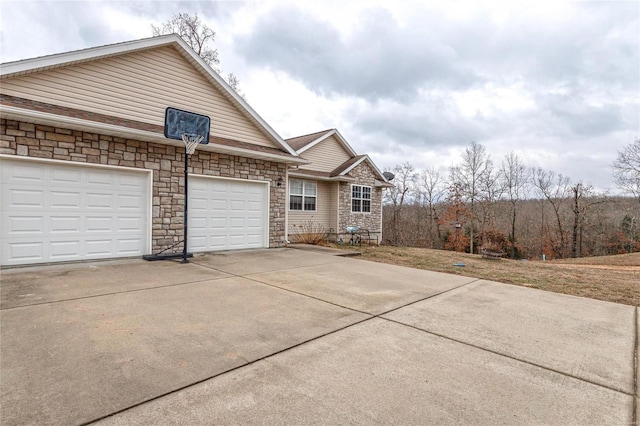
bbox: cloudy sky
[1,0,638,192]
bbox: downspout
[285,166,290,244]
[379,188,384,245]
[336,182,341,241]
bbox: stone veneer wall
[0,119,288,252]
[338,162,383,235]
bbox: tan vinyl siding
[1,46,278,148]
[288,180,338,237]
[299,135,352,172]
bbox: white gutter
[288,171,355,182]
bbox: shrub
[291,221,328,245]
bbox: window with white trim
[351,185,371,213]
[289,179,316,211]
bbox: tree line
[383,139,640,259]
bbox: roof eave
[288,171,355,182]
[0,106,307,164]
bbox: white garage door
[0,158,150,266]
[188,176,268,252]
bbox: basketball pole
[182,146,189,264]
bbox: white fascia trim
[1,34,300,158]
[1,34,179,77]
[296,128,358,158]
[0,106,308,164]
[288,172,355,182]
[374,179,395,188]
[211,145,308,165]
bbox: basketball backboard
[164,107,210,144]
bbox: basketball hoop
[144,108,210,263]
[182,133,204,155]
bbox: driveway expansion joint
[191,260,374,316]
[0,275,229,311]
[375,278,480,317]
[381,316,635,398]
[80,315,373,426]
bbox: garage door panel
[87,193,114,209]
[210,217,226,228]
[9,162,45,182]
[6,216,44,235]
[87,170,114,186]
[190,197,208,211]
[1,158,150,266]
[52,168,82,184]
[7,241,44,262]
[247,217,262,227]
[117,217,144,232]
[86,217,113,232]
[188,176,267,252]
[9,189,44,207]
[229,217,246,228]
[211,199,227,210]
[117,238,144,254]
[50,240,82,259]
[190,217,208,230]
[50,216,81,233]
[85,240,113,256]
[247,200,262,212]
[118,194,144,210]
[230,200,246,211]
[189,236,208,251]
[50,191,81,208]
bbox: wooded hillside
[382,141,640,260]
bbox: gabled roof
[286,128,392,186]
[0,34,302,160]
[330,154,394,187]
[330,155,366,177]
[285,128,357,157]
[285,129,334,151]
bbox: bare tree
[450,141,493,254]
[152,12,245,99]
[500,152,529,258]
[384,163,416,245]
[477,163,502,245]
[570,182,609,258]
[416,166,448,248]
[612,138,640,202]
[531,167,571,258]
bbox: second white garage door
[188,176,268,252]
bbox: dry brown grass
[337,246,639,306]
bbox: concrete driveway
[0,248,636,425]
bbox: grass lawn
[332,245,639,307]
